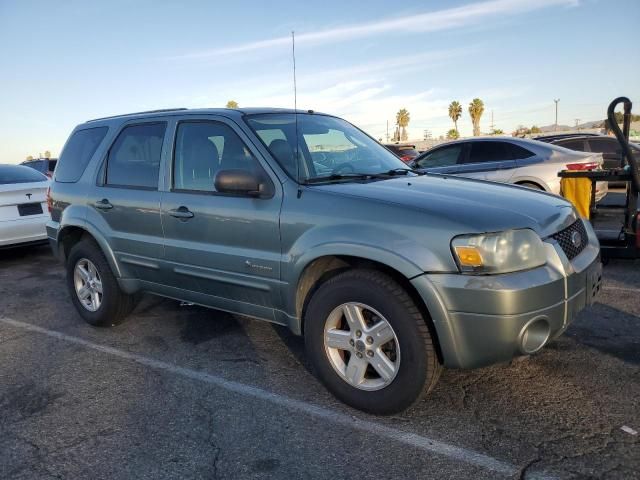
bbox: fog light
[519,317,551,354]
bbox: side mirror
[214,169,265,197]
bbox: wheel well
[58,226,93,262]
[515,180,544,190]
[296,255,443,363]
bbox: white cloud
[175,0,578,60]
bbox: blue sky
[1,0,638,162]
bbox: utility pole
[574,118,581,130]
[490,110,495,132]
[386,120,389,142]
[554,99,560,131]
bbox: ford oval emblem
[571,230,582,248]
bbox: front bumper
[412,219,602,369]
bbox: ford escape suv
[48,108,602,414]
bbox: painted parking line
[0,316,545,478]
[601,285,640,293]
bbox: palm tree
[446,129,459,140]
[448,101,462,135]
[396,109,410,141]
[226,100,239,109]
[468,98,484,136]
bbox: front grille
[551,219,588,260]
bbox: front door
[160,117,282,319]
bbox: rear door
[160,116,282,318]
[457,141,515,182]
[87,120,168,282]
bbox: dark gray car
[47,108,602,414]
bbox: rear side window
[467,142,509,163]
[56,127,108,182]
[106,123,166,189]
[506,143,535,159]
[0,165,47,184]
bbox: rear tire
[304,269,441,414]
[66,238,136,327]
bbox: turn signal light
[453,246,483,267]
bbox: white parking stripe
[601,285,640,293]
[0,316,547,478]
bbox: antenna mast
[292,31,301,189]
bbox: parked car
[0,164,50,248]
[410,137,608,202]
[48,108,602,414]
[537,134,640,187]
[22,157,57,178]
[383,143,420,163]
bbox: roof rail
[86,108,188,123]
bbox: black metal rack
[558,97,639,259]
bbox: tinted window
[0,165,47,184]
[173,121,261,193]
[47,160,57,172]
[246,114,405,181]
[467,142,509,163]
[588,138,619,154]
[557,139,585,151]
[56,127,108,182]
[506,143,535,159]
[106,123,165,189]
[415,145,463,168]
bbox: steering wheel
[331,163,355,175]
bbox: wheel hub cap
[73,258,103,312]
[323,302,401,391]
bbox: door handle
[169,206,194,219]
[94,199,113,210]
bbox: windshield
[0,165,48,185]
[245,113,408,182]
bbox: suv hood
[312,175,577,237]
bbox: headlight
[451,229,546,274]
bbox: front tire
[66,238,136,327]
[304,269,441,414]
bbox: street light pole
[554,99,560,131]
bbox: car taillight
[566,162,599,171]
[400,155,413,163]
[46,186,52,213]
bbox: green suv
[47,108,602,414]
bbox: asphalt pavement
[0,243,638,479]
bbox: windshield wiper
[304,168,424,184]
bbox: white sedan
[411,137,607,201]
[0,164,50,248]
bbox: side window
[588,138,619,154]
[467,142,508,163]
[173,121,261,193]
[558,139,586,151]
[415,145,463,168]
[506,143,535,160]
[56,126,108,183]
[106,123,166,189]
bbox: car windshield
[0,164,48,184]
[245,113,409,183]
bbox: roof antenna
[292,31,302,197]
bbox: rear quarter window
[55,126,109,183]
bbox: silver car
[412,137,608,201]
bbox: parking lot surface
[1,245,638,479]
